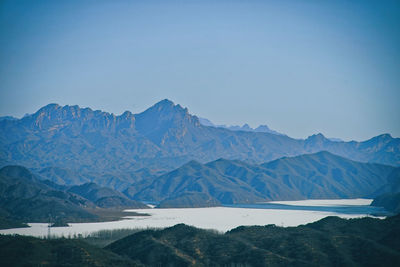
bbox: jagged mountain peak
[18,104,137,132]
[134,99,200,139]
[374,133,393,141]
[307,133,327,140]
[120,110,134,118]
[0,100,399,175]
[144,99,189,115]
[254,125,271,132]
[39,103,61,110]
[154,98,175,107]
[241,123,251,130]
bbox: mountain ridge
[1,100,399,193]
[198,117,285,136]
[105,215,400,266]
[132,151,395,206]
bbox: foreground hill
[0,235,140,266]
[133,151,395,206]
[0,100,398,191]
[106,215,400,267]
[1,215,398,266]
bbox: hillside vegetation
[1,215,399,266]
[105,214,400,266]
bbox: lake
[0,199,387,237]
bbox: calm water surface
[0,199,387,237]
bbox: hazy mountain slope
[68,182,148,208]
[302,133,400,166]
[35,166,159,192]
[260,151,394,199]
[372,193,400,214]
[106,215,400,267]
[157,192,221,208]
[371,167,400,213]
[0,116,17,122]
[0,166,98,225]
[0,166,149,228]
[0,100,399,192]
[134,160,267,204]
[373,167,400,195]
[198,117,285,135]
[134,152,395,205]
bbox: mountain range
[131,151,397,206]
[0,99,399,193]
[198,117,285,135]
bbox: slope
[0,165,98,226]
[68,182,148,208]
[134,151,395,205]
[106,215,400,267]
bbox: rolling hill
[2,215,399,266]
[0,165,98,226]
[67,182,148,208]
[0,165,148,229]
[106,215,400,266]
[0,235,140,266]
[133,151,395,206]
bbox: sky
[0,0,399,141]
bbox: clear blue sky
[1,0,399,141]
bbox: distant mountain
[134,159,266,205]
[328,137,344,142]
[0,165,149,229]
[157,192,221,208]
[373,167,400,195]
[260,151,395,199]
[0,100,399,192]
[35,166,159,192]
[198,117,285,135]
[0,165,98,226]
[133,151,395,205]
[371,167,400,213]
[67,182,148,208]
[106,215,400,266]
[197,117,215,127]
[0,116,17,122]
[372,193,400,214]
